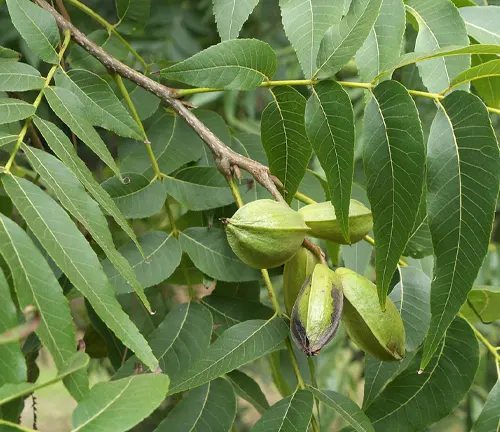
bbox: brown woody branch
[33,0,284,202]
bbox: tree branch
[33,0,285,202]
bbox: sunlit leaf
[0,61,44,91]
[459,285,500,323]
[213,0,260,40]
[0,98,35,125]
[460,6,500,45]
[448,59,500,91]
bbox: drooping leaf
[363,80,425,308]
[0,213,88,401]
[421,91,499,370]
[0,352,89,406]
[305,80,354,242]
[22,146,151,312]
[471,381,500,432]
[261,86,311,203]
[101,174,166,219]
[460,6,500,45]
[0,61,44,91]
[155,378,236,431]
[366,318,479,431]
[71,374,169,432]
[169,317,288,394]
[179,227,261,282]
[280,0,343,79]
[448,59,500,91]
[405,0,470,93]
[253,389,314,432]
[355,0,405,83]
[44,87,122,180]
[315,0,383,77]
[160,39,276,90]
[459,285,500,323]
[310,388,374,432]
[6,0,60,64]
[33,117,142,253]
[3,176,158,371]
[163,166,235,211]
[227,370,270,414]
[116,0,150,35]
[0,269,26,386]
[114,302,212,379]
[213,0,260,41]
[0,98,35,125]
[54,69,142,140]
[103,232,182,295]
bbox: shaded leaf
[403,214,433,260]
[0,130,18,148]
[213,0,260,41]
[116,0,150,35]
[366,318,479,431]
[0,47,21,61]
[470,52,500,108]
[471,381,500,432]
[0,98,35,125]
[253,389,313,432]
[227,370,269,414]
[405,0,470,93]
[460,6,500,45]
[262,86,311,203]
[103,232,182,295]
[3,176,158,371]
[179,227,260,282]
[448,59,500,91]
[169,317,288,394]
[363,81,425,307]
[71,374,169,432]
[460,285,500,323]
[160,39,276,90]
[305,80,354,242]
[194,109,231,166]
[421,91,499,369]
[101,174,166,219]
[0,61,44,91]
[155,378,236,431]
[6,0,59,63]
[0,214,88,401]
[212,280,261,302]
[316,0,383,77]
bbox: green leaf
[355,0,405,83]
[194,110,231,166]
[71,374,169,432]
[262,86,311,203]
[33,117,142,255]
[363,81,425,308]
[470,52,500,108]
[366,318,479,431]
[163,166,235,211]
[101,174,166,219]
[44,87,122,180]
[169,317,288,394]
[0,269,26,386]
[421,91,499,370]
[0,352,89,406]
[202,295,273,333]
[160,39,277,90]
[405,0,470,93]
[0,61,44,91]
[6,0,60,64]
[253,389,313,432]
[0,47,21,61]
[305,80,354,242]
[459,285,500,323]
[116,0,150,35]
[0,130,18,148]
[103,232,182,295]
[315,0,383,77]
[403,214,433,259]
[212,280,261,302]
[54,69,142,140]
[213,0,260,41]
[390,267,431,352]
[227,370,270,414]
[448,59,500,91]
[179,227,260,282]
[119,112,203,177]
[0,98,35,125]
[310,388,374,432]
[3,176,158,371]
[114,302,212,379]
[471,381,500,432]
[460,6,500,45]
[0,214,88,401]
[280,0,343,79]
[22,146,151,312]
[155,378,236,431]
